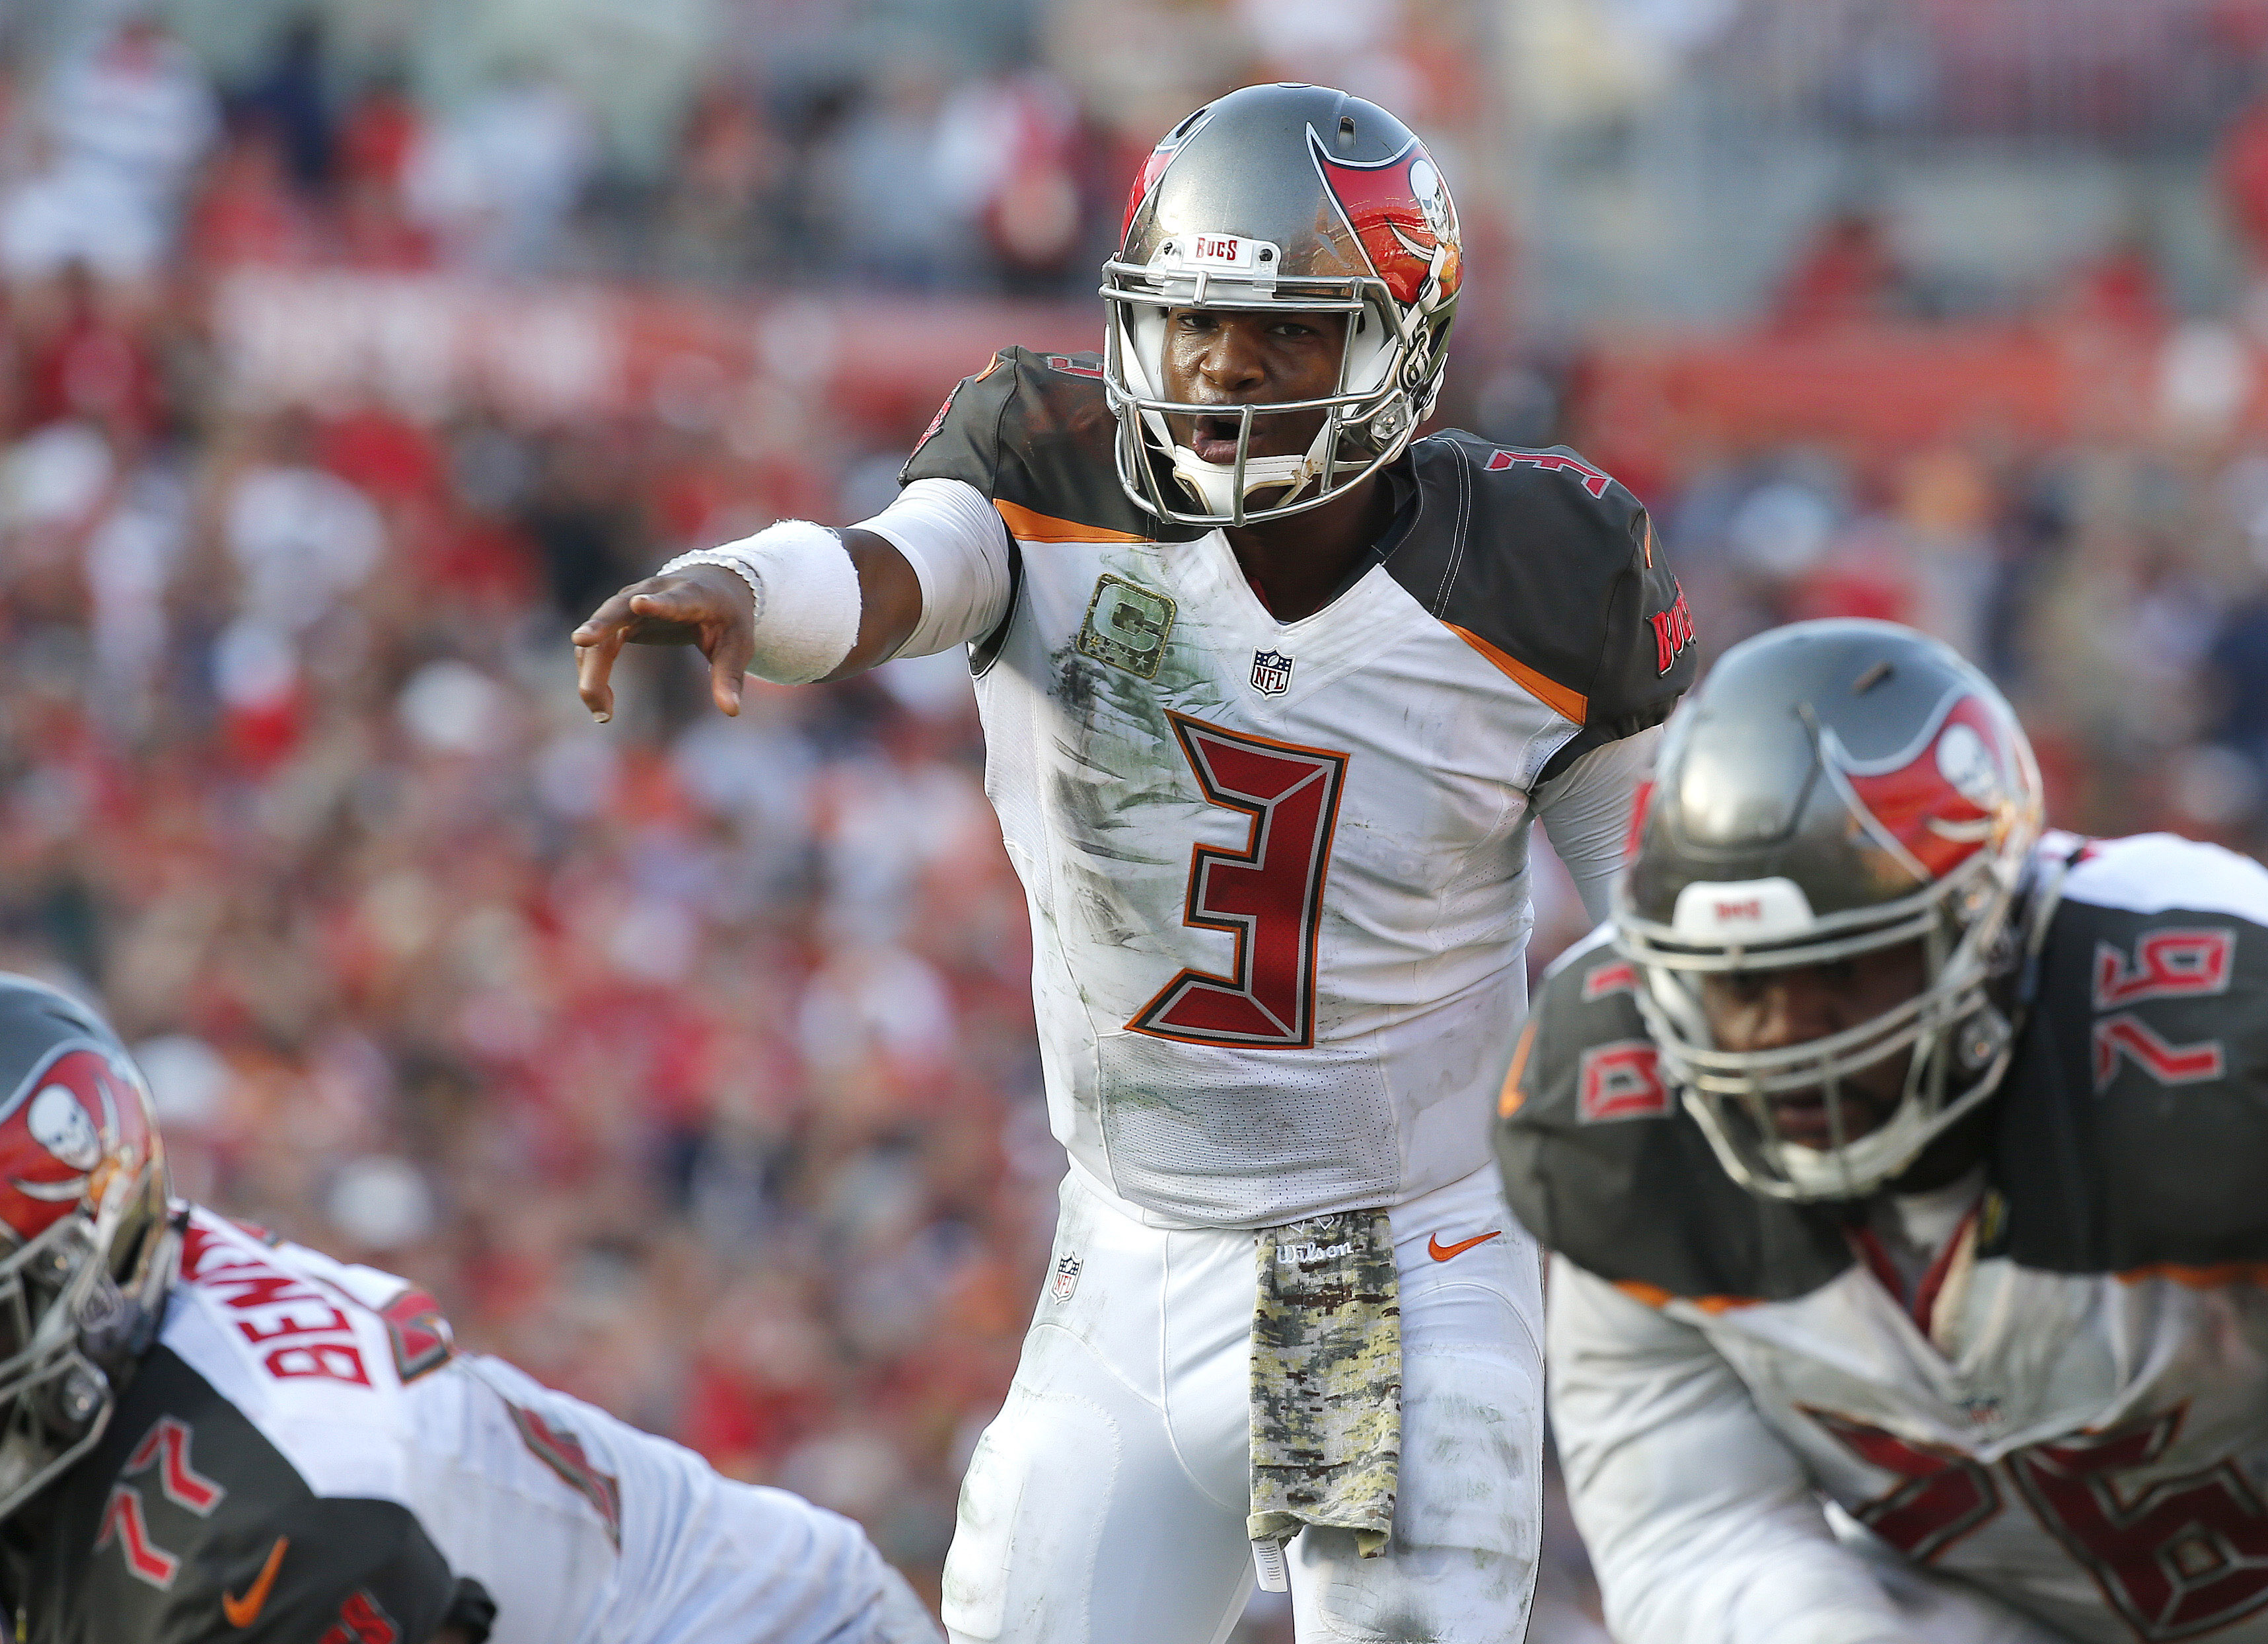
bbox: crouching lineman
[0,977,940,1644]
[1496,618,2268,1644]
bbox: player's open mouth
[1764,1090,1873,1150]
[1766,1092,1838,1148]
[1189,414,1247,464]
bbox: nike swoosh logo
[1428,1230,1502,1263]
[223,1535,288,1627]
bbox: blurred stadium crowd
[0,0,1483,293]
[3,0,2268,1634]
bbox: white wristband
[665,548,764,618]
[659,520,861,685]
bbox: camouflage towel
[1247,1209,1401,1559]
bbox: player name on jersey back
[4,1209,902,1644]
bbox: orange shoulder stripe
[1614,1278,1759,1314]
[1443,623,1588,724]
[2117,1261,2268,1289]
[994,498,1148,545]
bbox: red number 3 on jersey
[1130,714,1348,1049]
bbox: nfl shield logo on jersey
[1051,1252,1082,1302]
[1250,649,1294,695]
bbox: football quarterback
[575,82,1693,1644]
[0,977,940,1644]
[1497,619,2268,1644]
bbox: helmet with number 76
[1102,82,1462,527]
[0,978,178,1518]
[1615,620,2047,1201]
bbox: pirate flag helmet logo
[1308,134,1463,319]
[0,979,179,1521]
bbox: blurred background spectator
[1,16,215,287]
[1,1,2267,1637]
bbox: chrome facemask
[1100,254,1423,529]
[1617,845,2061,1201]
[0,1176,176,1519]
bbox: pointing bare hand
[571,566,756,722]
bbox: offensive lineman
[1498,619,2268,1644]
[574,85,1693,1643]
[0,977,941,1643]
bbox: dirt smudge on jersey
[1044,638,1187,959]
[1041,615,1255,1020]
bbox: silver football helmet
[1102,83,1462,527]
[0,979,178,1518]
[1616,621,2047,1201]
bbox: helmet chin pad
[1168,438,1323,516]
[1767,1084,1942,1197]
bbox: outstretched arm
[571,476,1014,721]
[571,527,920,721]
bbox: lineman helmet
[1102,83,1462,527]
[1617,621,2046,1201]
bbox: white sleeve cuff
[854,478,1014,659]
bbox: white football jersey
[888,346,1693,1228]
[1552,1248,2268,1644]
[1502,834,2268,1644]
[69,1207,930,1644]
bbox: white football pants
[941,1167,1543,1644]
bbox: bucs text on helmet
[0,979,176,1518]
[1103,83,1462,527]
[1616,621,2047,1201]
